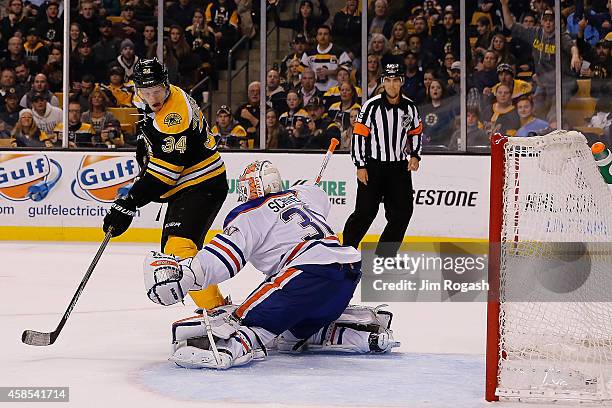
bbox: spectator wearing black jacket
[167,0,197,29]
[297,68,323,109]
[401,51,425,104]
[432,11,460,62]
[509,12,536,75]
[577,19,611,98]
[185,9,216,79]
[1,36,25,70]
[280,33,307,77]
[74,0,100,44]
[167,25,200,89]
[41,45,63,92]
[136,24,157,58]
[234,81,261,145]
[471,50,499,93]
[1,0,31,42]
[23,28,48,73]
[412,15,434,54]
[111,4,144,43]
[14,61,31,92]
[36,0,62,47]
[70,37,98,82]
[266,68,288,114]
[304,95,340,149]
[0,69,20,108]
[0,87,23,129]
[271,0,329,44]
[473,15,494,58]
[92,19,121,68]
[332,0,360,55]
[406,34,436,71]
[206,0,240,65]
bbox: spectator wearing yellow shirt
[483,83,520,137]
[328,82,361,131]
[100,65,135,107]
[489,63,532,101]
[323,66,362,109]
[211,105,249,149]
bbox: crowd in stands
[0,0,609,151]
[0,0,256,148]
[255,0,610,151]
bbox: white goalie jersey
[191,185,361,287]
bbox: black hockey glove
[103,197,137,237]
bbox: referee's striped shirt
[351,92,423,168]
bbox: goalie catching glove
[144,251,203,306]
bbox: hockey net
[486,130,612,402]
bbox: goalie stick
[22,228,113,346]
[314,138,340,185]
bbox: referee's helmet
[133,57,169,88]
[381,62,405,81]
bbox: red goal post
[485,133,506,402]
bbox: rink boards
[0,151,489,242]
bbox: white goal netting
[496,131,612,402]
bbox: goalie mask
[238,160,283,202]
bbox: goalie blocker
[142,160,400,369]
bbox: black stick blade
[22,330,53,346]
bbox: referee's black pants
[343,159,414,257]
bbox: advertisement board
[0,151,490,241]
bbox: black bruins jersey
[131,85,226,207]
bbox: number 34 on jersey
[161,135,188,154]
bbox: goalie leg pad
[171,305,240,343]
[276,304,400,353]
[170,331,254,369]
[170,307,268,369]
[170,326,265,369]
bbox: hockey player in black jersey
[103,57,229,310]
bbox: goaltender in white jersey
[144,160,399,369]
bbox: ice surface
[0,242,556,407]
[136,353,486,407]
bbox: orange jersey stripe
[173,314,204,324]
[235,268,300,318]
[210,240,240,272]
[407,123,423,135]
[285,241,308,265]
[282,235,339,269]
[353,122,370,137]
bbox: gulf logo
[72,155,139,203]
[0,154,50,201]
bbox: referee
[343,62,422,257]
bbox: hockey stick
[22,228,114,346]
[314,138,340,185]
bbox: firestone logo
[0,154,62,201]
[71,155,138,203]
